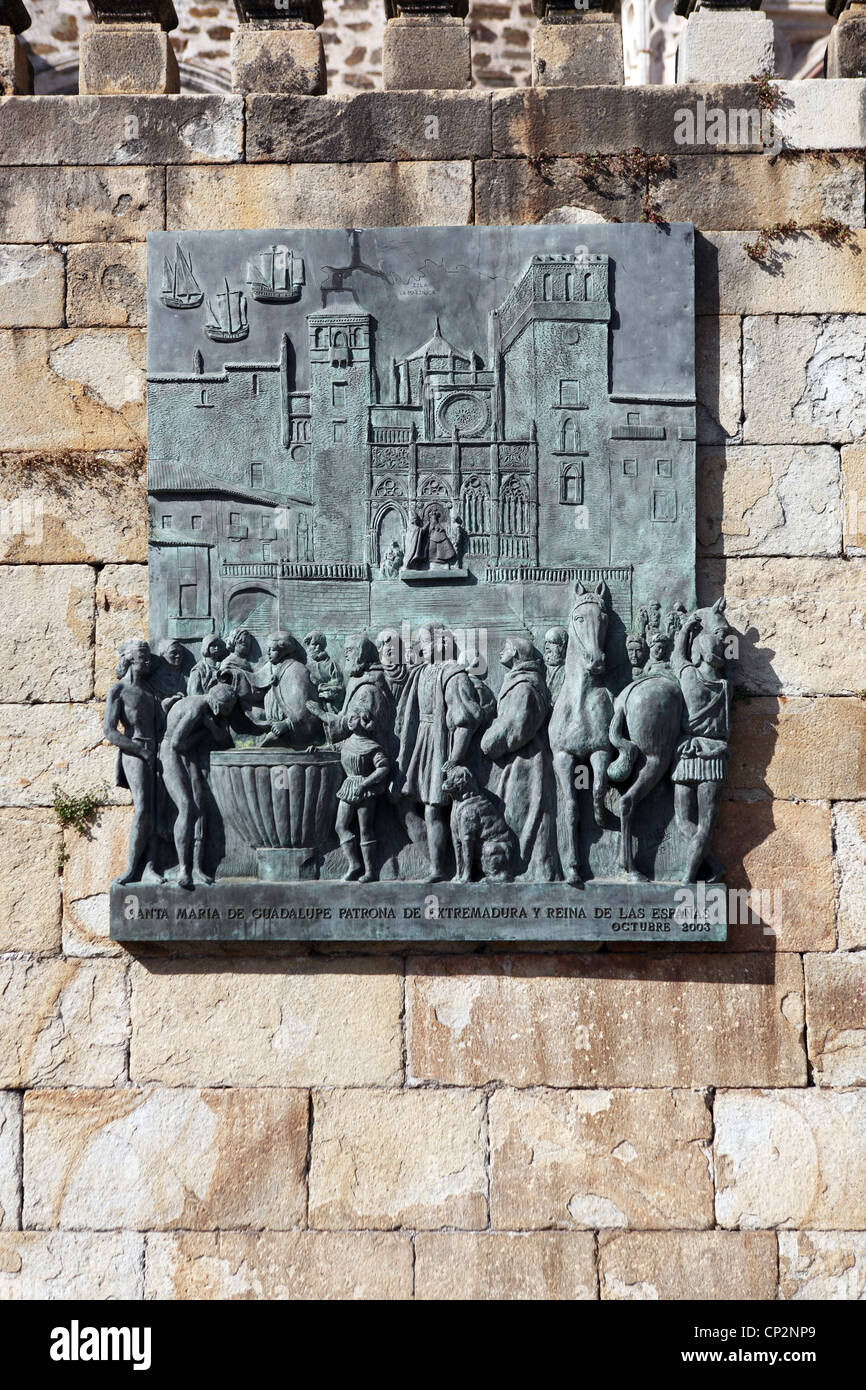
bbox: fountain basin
[210,747,342,880]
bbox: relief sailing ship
[160,244,203,310]
[247,244,305,303]
[204,278,249,343]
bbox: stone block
[145,1231,413,1300]
[79,23,179,95]
[0,1092,21,1230]
[834,801,866,950]
[805,953,866,1087]
[489,1088,714,1231]
[713,798,835,953]
[491,84,766,158]
[773,78,866,149]
[599,1231,777,1301]
[728,697,866,799]
[166,162,474,230]
[0,330,145,450]
[715,1089,866,1229]
[695,314,741,443]
[95,563,149,699]
[0,1232,144,1299]
[841,443,866,554]
[231,25,325,94]
[698,558,866,696]
[67,243,146,327]
[415,1232,597,1300]
[309,1089,487,1230]
[0,810,62,954]
[406,953,806,1088]
[474,158,643,226]
[0,703,120,810]
[0,29,31,95]
[62,804,130,957]
[697,445,842,557]
[656,154,863,232]
[532,15,623,87]
[0,246,65,327]
[743,314,866,446]
[697,229,866,317]
[0,451,147,565]
[779,1231,866,1300]
[0,959,128,1088]
[0,167,163,245]
[130,957,402,1086]
[23,1088,308,1230]
[0,96,242,165]
[382,16,471,91]
[676,8,775,84]
[245,91,492,162]
[0,565,95,703]
[825,5,866,78]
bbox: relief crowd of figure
[105,583,733,891]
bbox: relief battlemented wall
[109,222,734,943]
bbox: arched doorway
[374,504,406,567]
[225,586,277,659]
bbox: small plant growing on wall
[743,219,855,265]
[53,784,105,870]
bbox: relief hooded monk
[481,636,558,882]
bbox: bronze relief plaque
[109,222,731,942]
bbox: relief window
[652,489,677,522]
[656,459,673,478]
[622,459,637,477]
[560,462,584,506]
[559,379,581,407]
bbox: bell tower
[307,306,376,564]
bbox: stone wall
[22,0,538,94]
[0,81,865,1300]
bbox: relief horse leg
[618,755,669,881]
[553,749,582,887]
[590,748,611,828]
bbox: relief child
[335,701,390,883]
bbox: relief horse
[606,665,684,882]
[548,580,613,887]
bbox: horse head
[688,596,730,672]
[566,580,609,678]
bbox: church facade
[147,247,695,672]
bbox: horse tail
[607,690,638,783]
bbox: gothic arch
[560,417,579,453]
[460,475,489,535]
[373,502,407,565]
[500,474,529,536]
[560,460,584,505]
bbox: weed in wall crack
[743,219,855,264]
[53,783,106,870]
[750,69,783,113]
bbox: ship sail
[205,278,249,343]
[248,244,305,304]
[160,243,203,310]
